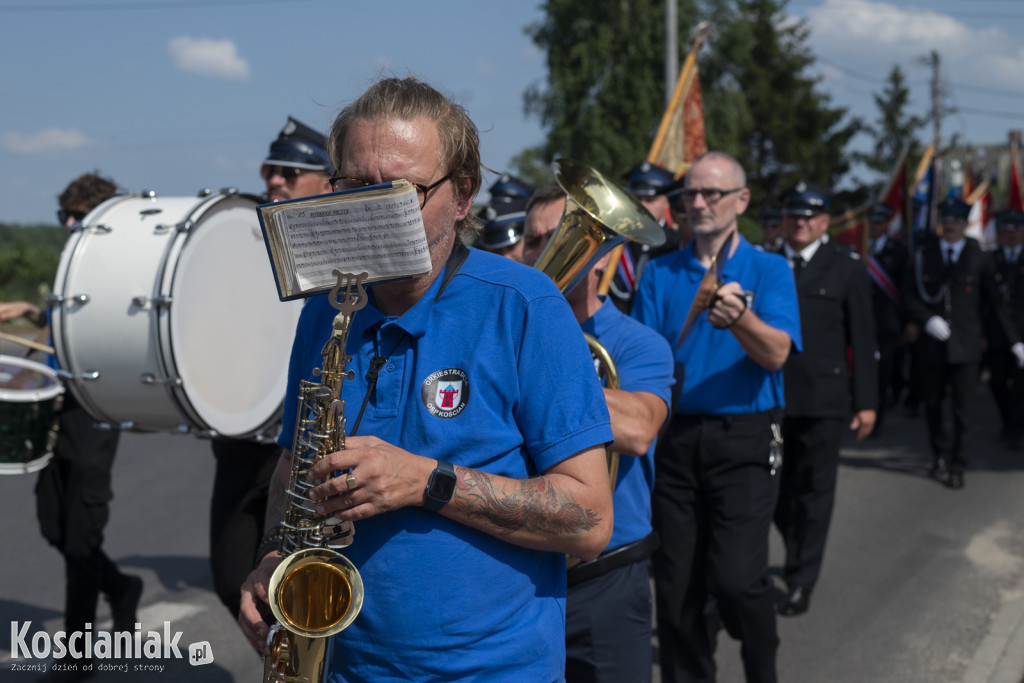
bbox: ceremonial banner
[647,21,712,177]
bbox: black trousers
[921,361,978,474]
[652,412,779,683]
[209,438,282,618]
[566,559,652,683]
[774,416,843,591]
[984,349,1024,439]
[35,394,128,633]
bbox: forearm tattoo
[454,469,601,538]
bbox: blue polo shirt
[278,247,613,683]
[581,296,673,551]
[632,235,801,415]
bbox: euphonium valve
[533,158,666,295]
[264,271,368,683]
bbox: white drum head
[166,197,297,437]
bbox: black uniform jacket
[782,239,878,418]
[986,248,1024,350]
[905,237,1019,365]
[871,238,910,344]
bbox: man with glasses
[239,77,614,681]
[632,151,800,683]
[774,182,877,618]
[1,172,143,683]
[208,116,334,622]
[905,199,1023,490]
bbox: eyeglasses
[57,208,87,225]
[329,173,453,209]
[677,187,744,203]
[260,165,316,182]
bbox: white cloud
[3,128,89,154]
[168,36,250,82]
[805,0,1024,89]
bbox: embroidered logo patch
[421,368,470,418]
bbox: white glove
[1013,342,1024,369]
[924,316,951,341]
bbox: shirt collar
[361,255,455,340]
[783,238,823,264]
[941,238,966,262]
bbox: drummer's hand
[0,301,44,326]
[238,554,282,652]
[307,435,434,521]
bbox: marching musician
[238,77,614,681]
[983,209,1024,449]
[474,173,534,261]
[774,182,877,617]
[905,199,1024,489]
[208,117,334,621]
[632,151,800,683]
[521,186,674,682]
[0,173,143,683]
[866,203,911,434]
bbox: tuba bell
[532,158,666,296]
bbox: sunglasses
[57,208,87,225]
[260,165,316,182]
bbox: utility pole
[928,50,942,148]
[665,0,678,105]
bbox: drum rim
[0,354,63,403]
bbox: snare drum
[0,355,63,474]
[50,189,301,439]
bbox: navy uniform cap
[937,198,971,221]
[623,162,675,197]
[264,116,333,172]
[868,204,895,223]
[477,197,528,251]
[489,174,535,203]
[760,207,782,227]
[996,209,1024,230]
[782,181,831,216]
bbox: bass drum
[0,355,63,474]
[50,189,301,439]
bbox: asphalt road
[2,370,1024,682]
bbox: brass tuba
[532,158,666,297]
[531,159,663,546]
[263,272,368,683]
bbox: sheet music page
[259,181,432,299]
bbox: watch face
[429,471,456,502]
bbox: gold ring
[345,472,357,490]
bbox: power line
[954,106,1024,121]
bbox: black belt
[567,532,660,587]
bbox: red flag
[1008,155,1024,211]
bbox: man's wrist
[254,527,283,565]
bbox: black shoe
[109,575,143,632]
[947,472,965,490]
[778,585,812,617]
[929,460,948,483]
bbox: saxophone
[263,271,368,683]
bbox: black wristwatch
[423,460,456,512]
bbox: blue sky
[2,0,1023,225]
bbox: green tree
[854,64,927,190]
[0,224,65,304]
[522,0,699,179]
[700,0,861,211]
